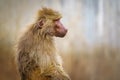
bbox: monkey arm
[55,65,71,80]
[18,51,40,80]
[41,63,71,80]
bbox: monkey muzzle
[55,27,68,37]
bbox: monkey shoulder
[17,51,39,73]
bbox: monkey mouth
[55,33,67,38]
[55,29,67,37]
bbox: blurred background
[0,0,120,80]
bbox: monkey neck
[32,33,56,54]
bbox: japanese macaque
[16,7,70,80]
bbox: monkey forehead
[38,7,62,19]
[46,14,62,20]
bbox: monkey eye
[53,19,60,21]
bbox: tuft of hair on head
[36,7,62,21]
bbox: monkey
[16,7,70,80]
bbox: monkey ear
[35,20,44,29]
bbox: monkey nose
[64,28,68,34]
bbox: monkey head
[34,8,67,38]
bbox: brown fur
[16,7,70,80]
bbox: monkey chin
[55,33,67,38]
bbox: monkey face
[36,19,67,38]
[43,19,68,38]
[54,19,67,37]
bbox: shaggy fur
[16,8,70,80]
